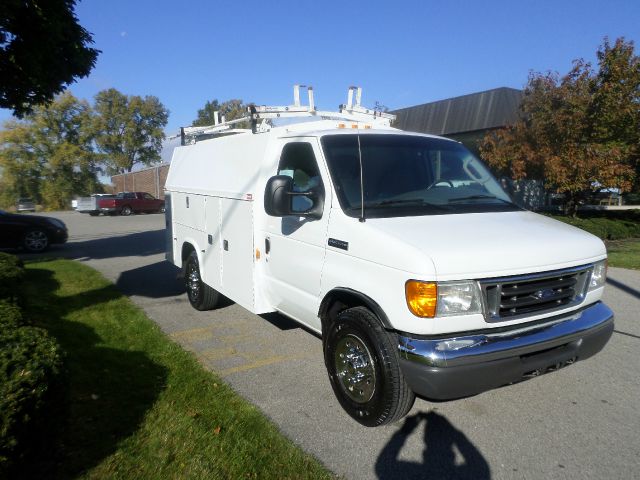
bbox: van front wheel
[324,306,415,427]
[185,251,219,310]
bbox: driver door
[261,140,331,330]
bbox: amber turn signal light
[405,281,437,317]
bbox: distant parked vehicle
[0,210,68,252]
[98,192,165,216]
[16,198,36,212]
[76,194,116,215]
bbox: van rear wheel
[324,306,415,427]
[185,251,219,310]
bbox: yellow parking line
[218,353,315,376]
[169,326,216,341]
[200,347,237,360]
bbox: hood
[363,211,606,280]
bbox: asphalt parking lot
[21,211,640,479]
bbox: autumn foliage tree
[0,88,169,209]
[480,37,640,215]
[93,89,169,174]
[192,99,250,128]
[0,92,102,209]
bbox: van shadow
[65,229,165,260]
[115,261,185,298]
[23,268,168,479]
[375,411,491,480]
[606,277,640,300]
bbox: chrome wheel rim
[187,262,200,302]
[334,333,376,403]
[122,206,131,215]
[24,231,48,251]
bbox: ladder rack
[179,85,395,144]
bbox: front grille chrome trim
[479,264,593,322]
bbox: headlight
[436,281,483,316]
[589,260,607,291]
[405,280,482,317]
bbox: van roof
[271,121,454,142]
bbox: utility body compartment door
[220,198,254,311]
[202,196,222,289]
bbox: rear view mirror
[264,175,324,220]
[264,175,293,216]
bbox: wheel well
[318,288,392,337]
[181,242,195,264]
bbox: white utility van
[165,86,614,426]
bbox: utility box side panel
[202,196,222,289]
[165,133,271,198]
[172,192,207,232]
[164,192,175,264]
[220,198,254,311]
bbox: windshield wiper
[448,195,515,205]
[363,198,449,209]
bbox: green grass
[606,238,640,270]
[547,213,640,270]
[22,259,334,479]
[548,214,640,240]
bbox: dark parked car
[0,210,68,252]
[16,198,36,212]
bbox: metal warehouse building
[392,87,523,153]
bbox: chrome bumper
[397,302,614,400]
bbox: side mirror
[264,175,293,217]
[264,175,324,220]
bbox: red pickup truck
[98,192,165,216]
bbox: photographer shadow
[375,411,490,480]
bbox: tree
[93,89,169,174]
[192,99,249,127]
[0,0,99,117]
[589,37,640,186]
[0,92,102,209]
[480,37,639,216]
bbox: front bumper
[51,228,68,245]
[397,301,614,400]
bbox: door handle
[265,237,271,254]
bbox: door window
[278,143,324,213]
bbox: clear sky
[2,0,639,138]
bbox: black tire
[324,306,415,427]
[184,251,219,310]
[23,229,50,253]
[159,205,166,214]
[120,205,132,216]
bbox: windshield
[321,134,518,218]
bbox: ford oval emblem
[534,288,555,300]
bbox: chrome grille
[481,265,592,321]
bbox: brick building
[111,164,170,199]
